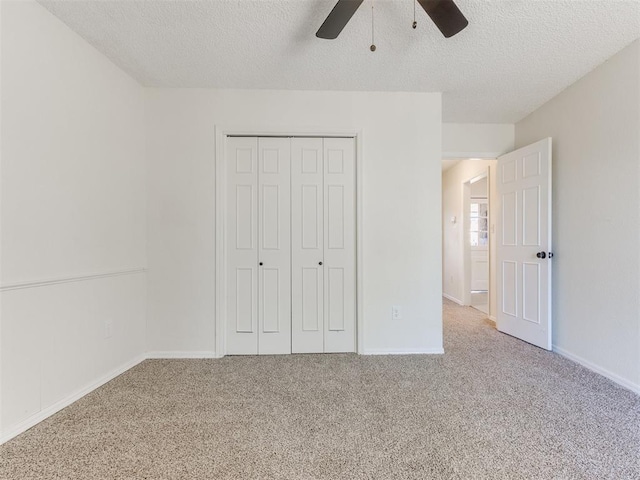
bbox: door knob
[319,262,323,266]
[259,262,263,266]
[536,252,546,259]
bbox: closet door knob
[259,262,263,266]
[319,262,323,266]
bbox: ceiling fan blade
[417,0,469,38]
[316,0,365,39]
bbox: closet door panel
[226,137,259,354]
[327,267,345,331]
[261,267,281,332]
[257,138,291,354]
[291,138,324,353]
[323,138,356,353]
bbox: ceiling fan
[316,0,469,40]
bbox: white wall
[442,123,514,159]
[515,39,640,393]
[470,177,488,198]
[442,159,497,317]
[0,0,4,441]
[146,89,443,355]
[0,0,147,438]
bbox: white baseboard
[0,354,146,445]
[552,345,640,396]
[442,293,464,305]
[146,351,217,359]
[362,347,445,355]
[488,315,496,323]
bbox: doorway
[465,173,489,314]
[442,159,496,321]
[442,138,552,350]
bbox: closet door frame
[215,127,363,358]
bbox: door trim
[215,126,364,357]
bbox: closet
[225,136,356,355]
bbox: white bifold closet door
[291,138,356,353]
[226,136,355,355]
[226,137,291,355]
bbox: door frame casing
[214,126,364,357]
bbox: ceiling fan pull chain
[413,0,417,29]
[370,2,376,52]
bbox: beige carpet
[1,299,639,479]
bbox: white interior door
[257,138,291,354]
[226,137,259,354]
[470,199,489,291]
[291,138,324,353]
[470,250,489,291]
[323,138,356,353]
[497,138,552,350]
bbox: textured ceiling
[38,0,640,123]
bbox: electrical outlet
[104,320,113,339]
[392,306,402,321]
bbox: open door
[496,138,552,350]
